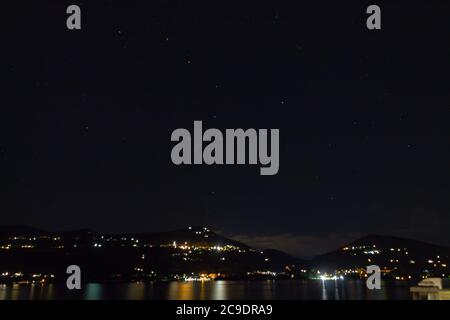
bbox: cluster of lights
[320,275,344,281]
[171,242,240,253]
[389,247,409,253]
[312,270,345,280]
[342,245,377,251]
[337,268,365,275]
[90,236,140,248]
[1,235,67,251]
[0,271,55,284]
[363,250,381,255]
[247,270,277,276]
[395,276,412,280]
[183,273,216,282]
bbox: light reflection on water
[0,280,412,300]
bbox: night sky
[3,1,450,257]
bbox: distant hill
[128,226,251,249]
[0,225,306,281]
[2,226,448,281]
[0,225,47,238]
[261,248,300,271]
[311,234,450,277]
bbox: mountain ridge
[1,225,450,260]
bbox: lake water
[0,280,413,300]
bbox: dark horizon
[2,223,450,259]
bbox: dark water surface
[0,280,413,300]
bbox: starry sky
[3,1,450,257]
